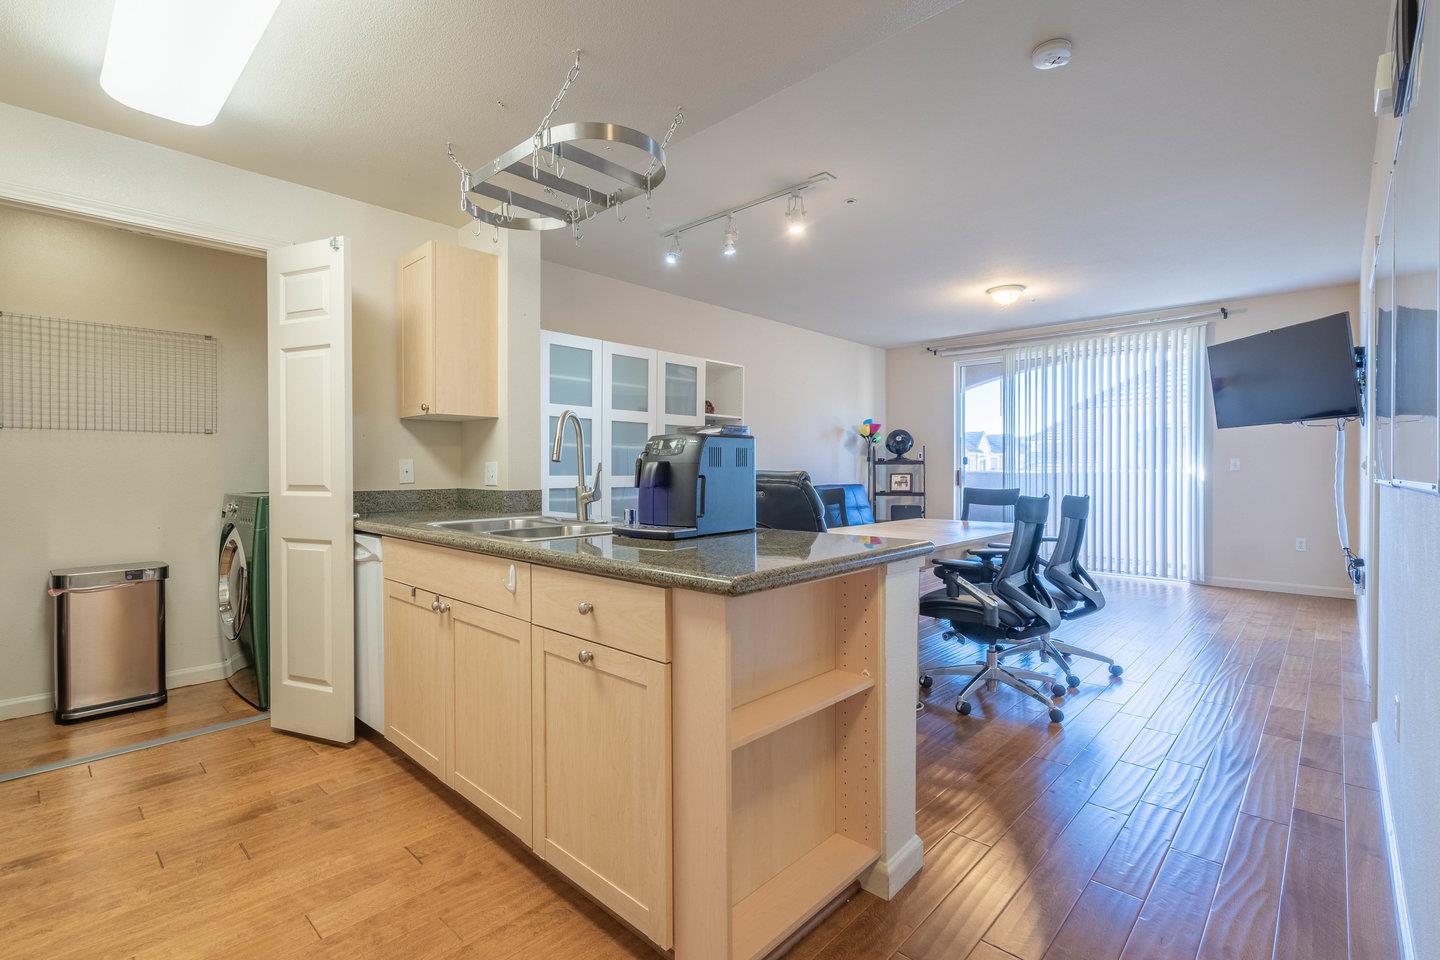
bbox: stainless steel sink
[427,515,612,541]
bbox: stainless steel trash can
[49,562,168,723]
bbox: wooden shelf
[731,834,879,960]
[729,670,874,750]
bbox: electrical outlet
[1229,458,1241,472]
[484,461,499,486]
[399,459,415,484]
[1394,694,1402,743]
[1294,537,1307,552]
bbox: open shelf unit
[722,569,883,960]
[869,444,927,520]
[706,360,745,420]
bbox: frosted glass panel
[610,486,639,523]
[549,343,593,407]
[611,354,650,412]
[665,362,698,416]
[548,488,577,516]
[547,415,593,477]
[611,420,650,478]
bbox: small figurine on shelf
[857,418,882,445]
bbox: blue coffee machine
[613,426,756,540]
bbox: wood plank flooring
[0,580,1404,960]
[0,678,260,775]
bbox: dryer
[218,492,269,709]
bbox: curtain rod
[925,307,1229,357]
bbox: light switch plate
[399,459,415,484]
[484,461,499,486]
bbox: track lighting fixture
[722,215,738,256]
[664,235,682,266]
[785,193,807,235]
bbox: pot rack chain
[445,50,683,244]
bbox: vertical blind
[1002,322,1207,581]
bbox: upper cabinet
[398,241,499,420]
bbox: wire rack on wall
[0,311,219,434]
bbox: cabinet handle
[503,564,516,593]
[577,650,594,664]
[431,595,449,614]
[420,402,430,413]
[577,601,593,615]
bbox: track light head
[785,193,807,235]
[664,235,682,266]
[722,215,738,256]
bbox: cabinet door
[398,244,435,418]
[451,601,532,843]
[383,581,451,779]
[658,351,707,432]
[603,342,659,523]
[533,629,672,948]
[541,332,603,519]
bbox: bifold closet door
[267,236,356,744]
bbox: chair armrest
[967,547,1008,558]
[929,560,1000,627]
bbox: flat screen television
[1208,313,1360,428]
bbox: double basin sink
[427,514,613,542]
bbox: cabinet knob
[577,650,594,664]
[431,596,449,613]
[577,601,593,615]
[420,402,430,413]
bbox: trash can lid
[49,562,169,590]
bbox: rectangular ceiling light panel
[100,0,282,126]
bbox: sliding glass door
[954,359,1008,518]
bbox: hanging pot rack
[447,52,683,239]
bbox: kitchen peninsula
[355,510,933,960]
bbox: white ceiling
[1,0,1387,348]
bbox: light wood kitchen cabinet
[450,599,533,844]
[397,240,499,420]
[533,628,673,948]
[382,581,452,779]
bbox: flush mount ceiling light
[660,171,834,266]
[1031,38,1073,70]
[987,284,1027,306]
[100,0,282,126]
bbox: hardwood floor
[0,678,261,775]
[0,580,1403,960]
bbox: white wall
[0,102,465,493]
[541,262,885,486]
[0,205,266,717]
[886,284,1362,597]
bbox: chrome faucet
[550,409,602,520]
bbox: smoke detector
[1032,38,1073,70]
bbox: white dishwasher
[353,534,385,732]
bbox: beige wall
[0,102,465,493]
[886,284,1362,597]
[541,262,885,486]
[0,205,266,716]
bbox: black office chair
[938,486,1022,584]
[918,495,1066,723]
[997,495,1123,688]
[755,470,828,532]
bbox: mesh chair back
[960,486,1020,522]
[1043,495,1105,613]
[993,495,1061,631]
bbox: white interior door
[267,236,355,743]
[540,331,602,519]
[602,342,659,523]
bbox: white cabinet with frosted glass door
[658,352,707,433]
[602,342,660,524]
[541,332,602,519]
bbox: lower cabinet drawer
[531,566,670,662]
[383,537,531,621]
[533,629,672,948]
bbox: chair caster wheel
[1066,674,1081,688]
[1109,664,1125,677]
[1050,682,1066,697]
[957,700,973,716]
[919,675,934,690]
[1048,708,1064,724]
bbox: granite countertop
[355,510,934,596]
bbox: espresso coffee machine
[613,426,756,540]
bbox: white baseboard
[1371,724,1417,960]
[1202,576,1357,600]
[0,658,239,722]
[861,833,924,900]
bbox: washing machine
[218,492,269,709]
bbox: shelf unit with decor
[868,444,926,520]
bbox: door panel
[383,581,450,778]
[268,236,354,743]
[451,603,532,842]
